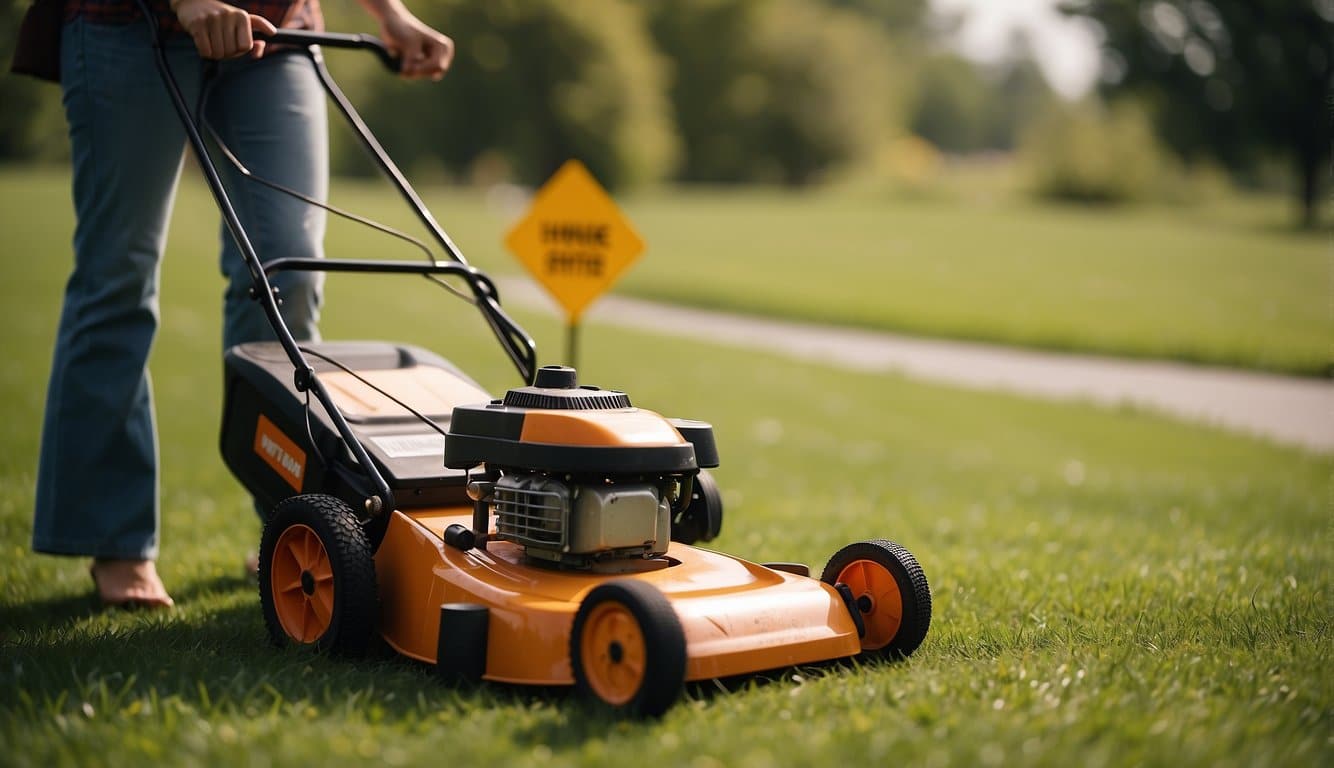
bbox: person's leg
[208,51,328,351]
[32,18,201,603]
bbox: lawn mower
[146,22,932,717]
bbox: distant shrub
[1020,100,1173,204]
[1175,159,1236,204]
[876,134,943,193]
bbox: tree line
[0,0,1055,188]
[2,0,1326,224]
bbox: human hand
[378,8,454,80]
[171,0,277,60]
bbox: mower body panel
[374,507,863,684]
[221,341,487,512]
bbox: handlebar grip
[262,30,401,74]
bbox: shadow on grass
[0,592,104,639]
[2,573,565,724]
[3,571,915,735]
[0,570,256,639]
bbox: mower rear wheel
[259,494,377,656]
[571,580,686,718]
[821,539,931,658]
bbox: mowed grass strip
[616,187,1330,377]
[0,170,1328,767]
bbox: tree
[906,44,1055,154]
[1062,0,1332,226]
[647,0,907,185]
[979,35,1058,151]
[823,0,929,30]
[348,0,679,189]
[908,53,991,153]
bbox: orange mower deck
[371,507,864,684]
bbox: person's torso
[65,0,324,35]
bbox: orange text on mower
[254,414,306,491]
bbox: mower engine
[444,366,720,567]
[492,472,671,563]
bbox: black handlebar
[262,30,401,73]
[260,257,538,385]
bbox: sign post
[504,160,645,369]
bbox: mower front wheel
[671,470,723,545]
[570,580,686,718]
[821,539,931,659]
[259,494,378,656]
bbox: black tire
[821,539,931,658]
[671,470,723,545]
[259,494,378,656]
[570,580,686,718]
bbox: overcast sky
[929,0,1103,98]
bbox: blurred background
[4,0,1328,379]
[1,6,1329,763]
[2,0,1329,226]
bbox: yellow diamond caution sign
[505,160,644,321]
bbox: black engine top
[501,366,632,410]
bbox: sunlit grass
[616,187,1330,376]
[1,168,1328,767]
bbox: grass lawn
[2,167,1328,376]
[614,187,1331,377]
[1,168,1329,766]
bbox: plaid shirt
[66,0,323,36]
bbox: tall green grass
[1,169,1328,766]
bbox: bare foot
[90,559,175,609]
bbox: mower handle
[262,257,538,385]
[262,30,402,74]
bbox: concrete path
[501,280,1334,453]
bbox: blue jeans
[32,18,328,560]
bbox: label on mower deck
[254,414,306,492]
[504,160,644,321]
[370,433,445,459]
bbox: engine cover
[493,473,670,564]
[443,365,718,474]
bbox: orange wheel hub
[579,602,647,705]
[271,524,335,644]
[837,559,903,651]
